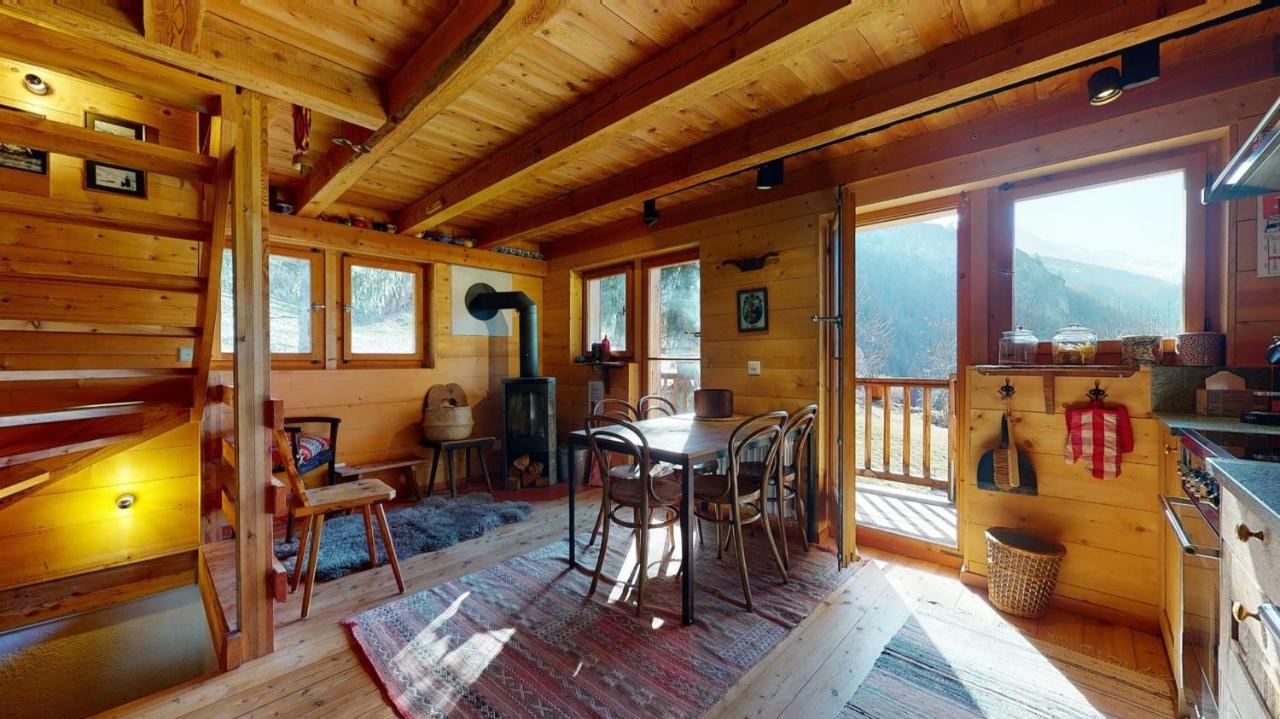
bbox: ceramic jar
[1177,332,1226,366]
[1120,335,1163,366]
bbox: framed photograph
[84,112,147,198]
[737,287,769,333]
[0,105,47,175]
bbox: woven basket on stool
[985,527,1066,619]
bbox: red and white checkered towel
[1064,404,1134,480]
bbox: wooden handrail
[853,375,953,494]
[854,376,950,387]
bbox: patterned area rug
[839,601,1174,719]
[275,493,532,582]
[345,528,859,718]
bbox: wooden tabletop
[568,414,743,465]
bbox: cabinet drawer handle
[1236,523,1266,543]
[1234,602,1280,642]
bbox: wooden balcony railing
[853,376,954,494]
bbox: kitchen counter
[1156,412,1280,437]
[1211,457,1280,523]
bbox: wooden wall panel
[0,422,199,591]
[543,190,835,525]
[269,265,541,488]
[962,368,1161,625]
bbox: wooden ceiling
[0,0,1273,250]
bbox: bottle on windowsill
[600,335,612,360]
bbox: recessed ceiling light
[22,73,49,96]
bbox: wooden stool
[420,436,496,497]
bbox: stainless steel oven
[1163,490,1221,719]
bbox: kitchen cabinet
[1219,477,1280,717]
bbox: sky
[1013,170,1186,282]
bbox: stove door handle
[1161,495,1222,559]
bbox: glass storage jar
[998,326,1039,365]
[1051,323,1097,365]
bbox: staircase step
[0,402,150,429]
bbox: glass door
[643,250,701,413]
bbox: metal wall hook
[1086,380,1108,403]
[999,379,1015,399]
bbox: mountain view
[855,218,1182,379]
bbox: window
[1008,168,1189,341]
[342,256,424,364]
[644,251,700,413]
[582,263,633,357]
[218,247,323,365]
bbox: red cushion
[272,433,330,467]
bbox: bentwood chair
[272,428,405,618]
[585,415,682,615]
[637,394,677,419]
[593,398,639,421]
[586,398,671,547]
[693,410,789,612]
[740,403,818,567]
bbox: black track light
[1087,66,1123,106]
[756,158,784,190]
[643,198,659,228]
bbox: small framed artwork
[84,112,147,198]
[737,287,769,333]
[0,105,48,175]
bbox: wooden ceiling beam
[476,0,1259,247]
[293,0,566,218]
[545,33,1277,262]
[0,16,225,115]
[395,0,866,235]
[0,2,384,129]
[144,0,207,53]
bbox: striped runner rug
[840,601,1175,719]
[345,530,859,718]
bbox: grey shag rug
[274,493,532,582]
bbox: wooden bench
[335,457,432,500]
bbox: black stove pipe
[467,290,538,378]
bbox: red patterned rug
[344,527,861,718]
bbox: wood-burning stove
[465,286,557,486]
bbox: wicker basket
[985,527,1066,619]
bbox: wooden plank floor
[104,492,1173,718]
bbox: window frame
[988,151,1208,359]
[214,245,325,369]
[340,254,426,367]
[580,261,635,360]
[641,248,701,403]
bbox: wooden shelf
[573,359,626,391]
[974,365,1138,377]
[572,359,626,368]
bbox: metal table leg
[681,461,695,625]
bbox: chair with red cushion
[276,416,341,541]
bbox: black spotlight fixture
[1088,41,1160,107]
[643,198,659,228]
[756,158,784,190]
[1087,66,1123,106]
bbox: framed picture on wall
[84,112,148,198]
[737,287,769,333]
[0,105,47,175]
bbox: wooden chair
[278,415,340,542]
[740,404,818,568]
[272,428,405,618]
[693,410,789,612]
[638,394,677,418]
[593,398,638,421]
[585,415,681,615]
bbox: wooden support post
[839,185,858,565]
[229,91,274,661]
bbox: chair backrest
[584,414,664,508]
[782,403,818,470]
[271,428,311,510]
[592,398,638,421]
[714,410,788,501]
[637,394,676,419]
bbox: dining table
[566,413,745,626]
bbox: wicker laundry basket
[985,527,1066,619]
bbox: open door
[816,185,857,568]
